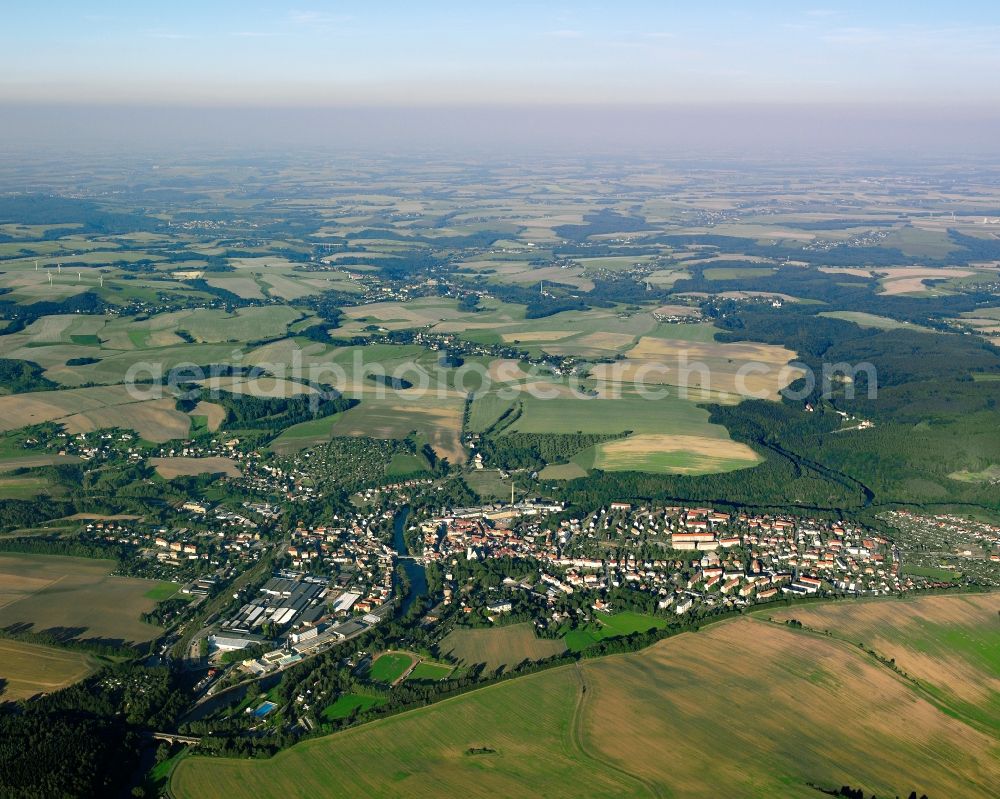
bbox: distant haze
[1,1,999,158]
[2,103,999,160]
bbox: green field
[144,582,181,601]
[462,469,513,500]
[439,623,567,672]
[703,266,776,280]
[385,452,431,478]
[321,693,385,721]
[367,652,416,683]
[563,611,669,652]
[173,605,1000,799]
[268,415,342,454]
[406,661,455,682]
[0,474,61,500]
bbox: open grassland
[0,473,63,500]
[439,623,566,672]
[268,415,341,454]
[322,693,385,721]
[948,464,1000,483]
[150,456,242,479]
[818,310,934,331]
[767,592,1000,735]
[173,611,1000,799]
[590,433,761,475]
[537,462,589,480]
[0,553,166,646]
[563,611,668,652]
[462,469,514,500]
[0,639,100,702]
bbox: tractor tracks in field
[569,663,667,799]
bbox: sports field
[173,604,1000,799]
[439,623,567,672]
[0,638,100,702]
[0,553,168,646]
[368,652,416,684]
[406,661,455,682]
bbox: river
[392,505,428,615]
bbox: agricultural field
[767,592,1000,735]
[492,391,755,475]
[438,623,567,672]
[590,333,805,402]
[149,456,242,479]
[0,385,192,442]
[818,310,934,331]
[333,394,466,463]
[0,639,101,702]
[172,609,999,799]
[0,553,168,646]
[818,266,980,296]
[589,433,761,475]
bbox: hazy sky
[2,3,998,158]
[3,1,999,106]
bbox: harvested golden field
[439,623,567,672]
[499,330,575,343]
[590,335,804,401]
[0,639,99,702]
[0,553,166,646]
[592,433,761,475]
[150,456,242,479]
[767,593,1000,734]
[191,400,226,431]
[173,613,1000,799]
[819,266,977,295]
[202,376,317,397]
[652,303,700,317]
[204,276,265,299]
[60,397,191,442]
[0,386,191,442]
